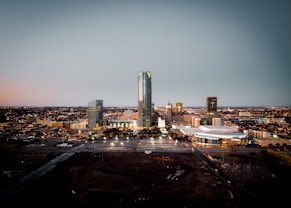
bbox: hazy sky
[1,0,290,107]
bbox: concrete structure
[138,71,152,128]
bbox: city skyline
[1,0,291,107]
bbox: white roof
[199,125,236,132]
[180,125,247,140]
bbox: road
[193,146,257,208]
[0,137,189,199]
[0,144,85,200]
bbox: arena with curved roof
[179,125,248,147]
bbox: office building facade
[138,71,152,128]
[206,96,217,114]
[88,100,103,129]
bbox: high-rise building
[176,102,183,114]
[88,100,103,129]
[138,71,152,128]
[166,102,173,124]
[206,96,217,114]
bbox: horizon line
[0,105,290,108]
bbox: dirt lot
[5,151,235,208]
[2,148,291,208]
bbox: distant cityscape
[0,71,290,148]
[0,69,291,207]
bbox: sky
[0,0,290,107]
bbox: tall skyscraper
[88,99,103,129]
[206,96,217,114]
[138,71,152,128]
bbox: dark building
[206,96,217,114]
[0,114,6,122]
[204,96,218,125]
[138,71,152,128]
[166,102,173,124]
[88,100,103,129]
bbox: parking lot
[81,136,193,153]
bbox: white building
[212,117,223,126]
[180,125,248,147]
[158,117,166,128]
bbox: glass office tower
[138,71,152,128]
[88,99,103,129]
[166,102,173,124]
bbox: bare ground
[7,152,234,208]
[4,149,291,208]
